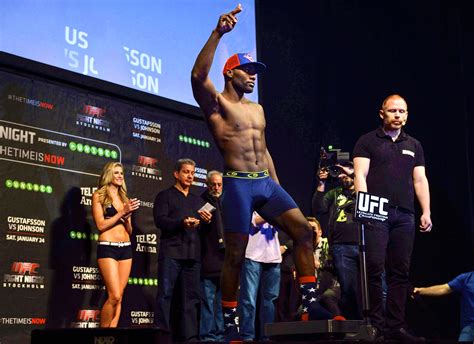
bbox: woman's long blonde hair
[96,162,129,211]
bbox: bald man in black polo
[353,94,432,341]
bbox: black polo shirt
[352,127,425,213]
[153,186,205,261]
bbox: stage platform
[31,327,172,344]
[264,320,460,343]
[31,326,460,343]
[266,319,367,341]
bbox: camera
[325,165,344,178]
[319,147,352,178]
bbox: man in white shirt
[238,212,281,341]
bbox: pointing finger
[230,4,242,15]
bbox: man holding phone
[153,158,212,341]
[199,170,226,341]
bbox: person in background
[312,163,361,319]
[199,170,225,341]
[153,158,212,341]
[307,217,342,319]
[238,212,281,341]
[91,162,140,327]
[413,271,474,341]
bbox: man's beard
[209,190,222,197]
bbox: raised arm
[191,4,242,116]
[92,193,138,233]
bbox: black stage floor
[31,326,461,343]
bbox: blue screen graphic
[0,0,259,106]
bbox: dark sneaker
[386,328,426,342]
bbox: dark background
[256,0,473,339]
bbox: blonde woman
[92,162,139,327]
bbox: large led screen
[0,0,259,106]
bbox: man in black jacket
[199,170,225,341]
[312,163,361,319]
[153,158,212,341]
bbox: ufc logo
[138,156,158,168]
[83,105,106,117]
[11,262,39,275]
[357,193,388,216]
[77,309,100,322]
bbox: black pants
[365,207,415,331]
[275,271,300,322]
[154,256,200,341]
